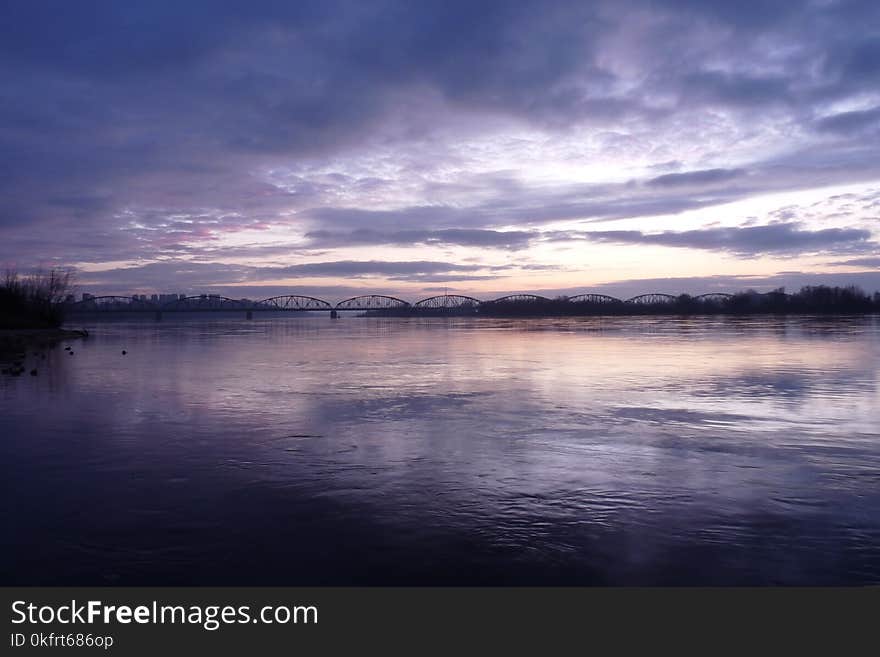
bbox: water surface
[3,315,879,584]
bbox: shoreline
[0,327,88,354]
[0,326,88,339]
[1,327,88,375]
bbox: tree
[1,268,76,328]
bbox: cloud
[3,1,880,290]
[76,260,880,299]
[828,256,880,268]
[815,106,880,135]
[76,258,526,293]
[678,72,792,107]
[301,180,753,233]
[822,34,880,86]
[304,228,534,250]
[646,168,746,188]
[255,259,557,282]
[576,223,874,256]
[256,260,491,279]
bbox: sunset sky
[2,0,880,300]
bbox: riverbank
[0,327,88,364]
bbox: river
[2,314,879,584]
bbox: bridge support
[330,310,338,319]
[246,310,253,320]
[154,310,162,321]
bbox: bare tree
[1,268,76,328]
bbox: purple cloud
[2,1,879,291]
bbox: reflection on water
[2,315,879,585]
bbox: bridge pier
[154,310,162,321]
[246,310,253,320]
[330,310,338,319]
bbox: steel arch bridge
[335,295,411,311]
[568,293,623,304]
[68,296,159,312]
[257,295,333,311]
[626,293,678,304]
[413,294,482,309]
[65,290,756,315]
[488,294,552,304]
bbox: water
[3,314,880,585]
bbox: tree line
[477,286,880,316]
[1,269,74,329]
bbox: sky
[2,0,880,301]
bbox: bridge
[66,291,772,316]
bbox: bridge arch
[488,294,552,304]
[257,295,333,311]
[413,294,482,309]
[693,293,733,303]
[335,295,410,311]
[162,295,251,310]
[567,293,623,304]
[626,293,678,304]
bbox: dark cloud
[647,168,746,188]
[815,106,880,135]
[823,34,880,85]
[303,184,748,233]
[257,260,490,278]
[260,259,557,282]
[577,223,874,256]
[76,258,525,293]
[679,72,791,108]
[76,261,254,292]
[304,228,534,250]
[828,256,880,268]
